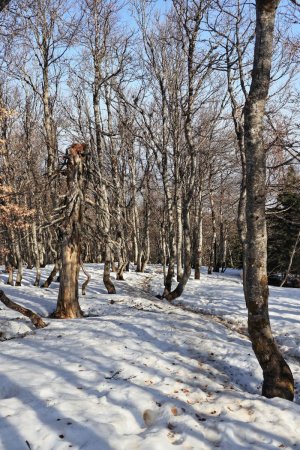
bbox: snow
[150,267,300,360]
[0,265,300,450]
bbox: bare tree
[243,0,294,400]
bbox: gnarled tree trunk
[53,144,87,319]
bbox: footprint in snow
[143,409,159,426]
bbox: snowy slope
[149,267,300,360]
[0,265,300,450]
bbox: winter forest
[0,0,300,449]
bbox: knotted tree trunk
[53,144,87,319]
[244,0,294,400]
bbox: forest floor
[0,265,300,450]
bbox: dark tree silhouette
[0,0,10,11]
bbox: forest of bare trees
[0,0,300,401]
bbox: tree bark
[81,263,91,296]
[164,204,192,301]
[208,170,217,274]
[103,243,116,294]
[5,263,14,286]
[55,239,82,318]
[0,290,46,328]
[244,0,294,400]
[41,260,60,289]
[53,144,87,319]
[176,190,183,281]
[15,252,23,286]
[32,223,42,286]
[194,193,203,280]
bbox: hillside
[1,266,300,449]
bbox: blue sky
[119,0,171,29]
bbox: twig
[80,263,91,296]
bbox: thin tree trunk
[161,156,176,296]
[103,244,116,294]
[176,191,183,281]
[243,0,294,400]
[226,38,247,282]
[194,193,203,280]
[116,259,127,281]
[280,230,300,287]
[81,263,91,296]
[140,189,151,273]
[43,64,57,177]
[32,222,41,286]
[208,173,217,274]
[14,238,23,287]
[101,185,116,294]
[5,263,14,286]
[160,220,167,285]
[41,260,60,289]
[164,204,192,301]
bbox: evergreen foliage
[268,167,300,279]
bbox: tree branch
[0,290,47,329]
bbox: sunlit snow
[0,265,300,449]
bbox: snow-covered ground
[0,265,300,450]
[150,267,300,360]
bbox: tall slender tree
[243,0,294,400]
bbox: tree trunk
[140,188,151,273]
[219,210,227,273]
[116,260,126,281]
[43,63,57,177]
[208,173,217,274]
[13,237,23,287]
[176,191,183,281]
[41,260,60,289]
[103,243,116,294]
[101,184,116,294]
[164,204,192,301]
[53,143,87,319]
[243,0,294,400]
[54,239,82,318]
[81,263,91,296]
[194,194,203,280]
[136,249,143,272]
[5,262,14,286]
[160,154,176,296]
[32,222,42,286]
[0,290,46,328]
